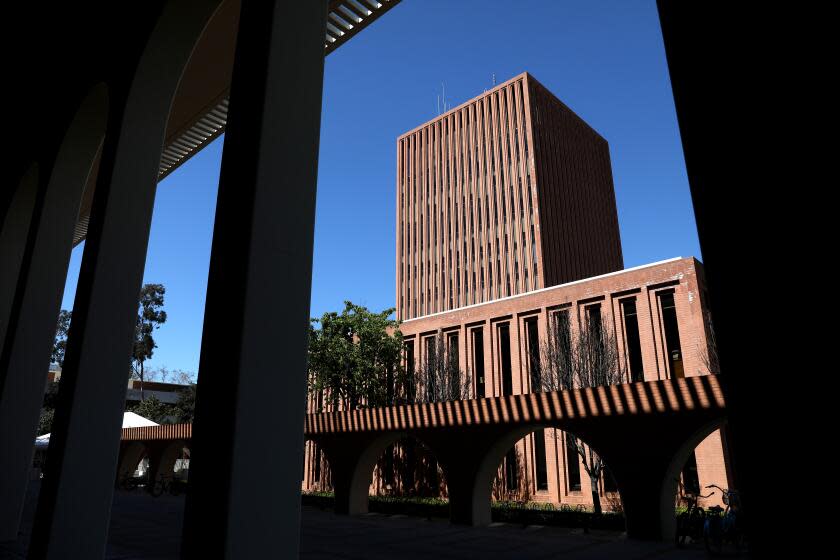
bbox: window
[534,430,549,491]
[682,451,701,495]
[620,298,645,382]
[498,323,513,396]
[658,290,684,379]
[505,448,518,491]
[565,433,581,492]
[525,317,541,392]
[472,328,485,398]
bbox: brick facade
[395,72,622,321]
[303,74,728,511]
[304,257,730,509]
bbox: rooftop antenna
[442,82,448,113]
[492,73,496,87]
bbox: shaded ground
[2,481,713,559]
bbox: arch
[115,442,148,486]
[371,433,446,499]
[29,1,228,555]
[0,164,39,358]
[312,432,447,516]
[467,425,541,525]
[302,437,332,492]
[0,83,110,541]
[465,423,622,525]
[660,419,727,540]
[149,441,189,483]
[332,432,406,515]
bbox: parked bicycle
[675,489,714,548]
[703,484,744,556]
[119,473,144,492]
[150,474,184,497]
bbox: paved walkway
[2,482,716,559]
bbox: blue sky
[60,0,700,376]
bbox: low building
[303,257,732,510]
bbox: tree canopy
[307,301,405,411]
[51,310,72,367]
[131,283,167,400]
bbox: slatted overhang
[72,0,401,246]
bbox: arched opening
[0,82,109,541]
[115,442,148,489]
[663,420,729,543]
[370,435,446,500]
[0,164,39,358]
[472,426,625,528]
[302,438,332,493]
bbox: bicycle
[150,474,183,497]
[702,484,744,556]
[675,489,714,548]
[119,473,142,492]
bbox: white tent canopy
[34,412,158,449]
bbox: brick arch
[660,419,727,540]
[115,441,148,487]
[147,441,189,485]
[440,423,616,526]
[310,431,449,516]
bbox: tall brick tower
[396,72,623,320]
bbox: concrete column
[28,2,221,558]
[0,86,106,542]
[0,166,38,362]
[180,1,327,557]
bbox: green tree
[307,301,404,411]
[128,395,172,424]
[51,309,72,367]
[37,408,54,436]
[172,384,196,423]
[131,284,167,401]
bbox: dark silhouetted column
[0,166,38,364]
[181,1,326,557]
[28,2,221,558]
[0,87,106,542]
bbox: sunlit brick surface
[395,73,622,321]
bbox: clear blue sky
[60,0,700,376]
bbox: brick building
[303,73,730,510]
[396,72,623,321]
[396,256,730,509]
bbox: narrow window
[499,323,513,396]
[534,430,548,491]
[658,291,684,378]
[505,448,519,491]
[525,317,541,392]
[472,328,486,398]
[313,444,321,482]
[681,451,701,495]
[621,298,645,382]
[383,444,395,486]
[405,341,415,401]
[565,433,581,492]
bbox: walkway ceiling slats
[71,0,401,246]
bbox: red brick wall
[301,257,730,510]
